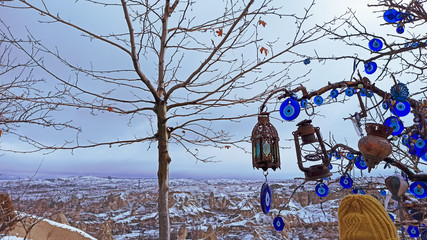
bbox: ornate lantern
[358,123,393,169]
[250,112,280,171]
[293,120,331,181]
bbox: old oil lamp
[251,112,280,171]
[250,112,280,215]
[293,119,331,181]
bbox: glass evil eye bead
[360,88,367,97]
[346,152,354,160]
[408,208,424,221]
[391,101,411,117]
[415,138,426,149]
[384,116,404,136]
[421,230,427,240]
[382,101,389,110]
[273,216,285,231]
[380,189,387,196]
[329,163,333,170]
[407,226,420,238]
[260,182,272,214]
[411,42,419,48]
[315,183,329,198]
[345,87,354,97]
[396,26,404,34]
[366,90,373,98]
[280,98,301,121]
[290,93,298,100]
[355,155,367,170]
[422,152,427,162]
[300,99,308,108]
[402,135,409,145]
[364,61,377,74]
[330,89,339,98]
[369,38,383,52]
[340,175,353,189]
[409,181,427,199]
[383,9,399,23]
[352,188,358,194]
[314,95,323,106]
[303,58,311,65]
[359,189,365,195]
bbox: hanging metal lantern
[293,119,331,181]
[251,112,280,171]
[358,123,393,170]
[385,174,409,201]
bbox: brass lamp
[250,112,280,171]
[293,119,331,181]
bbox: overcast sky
[0,0,425,180]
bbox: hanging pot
[358,123,393,169]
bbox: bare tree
[0,0,345,238]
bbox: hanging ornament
[329,163,333,170]
[314,95,323,106]
[385,174,409,201]
[390,101,411,117]
[390,82,409,102]
[358,123,393,169]
[352,188,358,194]
[355,155,367,170]
[364,62,377,74]
[389,213,395,222]
[346,152,354,160]
[396,26,404,34]
[402,135,409,145]
[273,216,285,231]
[421,230,427,240]
[383,116,404,136]
[382,101,390,110]
[300,99,308,108]
[340,174,353,189]
[359,189,365,195]
[380,189,387,196]
[260,181,271,214]
[345,87,354,97]
[315,183,329,197]
[383,9,399,23]
[408,226,420,238]
[330,89,339,98]
[280,98,301,121]
[369,38,383,51]
[409,181,427,199]
[366,90,373,98]
[303,58,311,65]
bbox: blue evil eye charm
[291,93,298,100]
[328,153,332,159]
[390,83,409,102]
[402,135,409,145]
[408,226,420,238]
[380,189,387,196]
[260,182,271,214]
[364,62,377,74]
[382,101,389,110]
[369,38,383,51]
[415,138,426,149]
[315,183,329,198]
[366,91,373,98]
[329,163,333,170]
[411,42,419,48]
[391,101,411,117]
[384,116,404,136]
[300,99,308,108]
[314,95,323,106]
[396,26,404,34]
[355,155,367,170]
[304,58,311,65]
[273,216,285,231]
[422,152,427,162]
[280,98,301,121]
[345,87,354,97]
[359,189,365,195]
[421,230,427,240]
[333,151,341,159]
[340,175,353,189]
[330,89,339,98]
[360,88,367,96]
[389,213,395,222]
[409,182,427,199]
[384,9,398,23]
[352,188,358,194]
[346,152,354,160]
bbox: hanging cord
[263,170,269,182]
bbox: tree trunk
[156,102,171,240]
